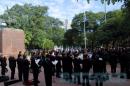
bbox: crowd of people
[0,47,130,86]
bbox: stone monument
[0,28,25,57]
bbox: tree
[0,4,65,49]
[69,11,103,48]
[95,10,128,47]
[64,29,82,47]
[44,16,64,46]
[30,29,47,49]
[43,39,54,49]
[77,0,123,4]
[24,30,32,48]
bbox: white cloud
[0,0,123,29]
[54,0,65,4]
[0,0,24,14]
[46,0,93,29]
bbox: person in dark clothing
[49,51,56,76]
[125,48,130,79]
[62,51,68,80]
[65,51,73,81]
[92,49,105,86]
[0,54,2,65]
[119,48,127,75]
[55,52,62,78]
[0,54,2,73]
[31,51,41,86]
[111,48,118,74]
[100,49,107,73]
[42,53,53,86]
[17,52,24,81]
[73,52,81,85]
[9,56,16,79]
[18,51,22,59]
[82,50,92,86]
[22,52,30,84]
[1,56,7,76]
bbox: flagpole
[77,0,87,49]
[104,0,107,23]
[82,0,87,49]
[83,11,87,49]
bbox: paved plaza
[0,65,130,86]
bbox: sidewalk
[0,65,130,86]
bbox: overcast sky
[0,0,123,28]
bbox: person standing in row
[17,51,24,81]
[42,52,53,86]
[31,51,41,86]
[62,51,68,80]
[126,48,130,79]
[109,48,118,74]
[9,56,16,79]
[73,51,82,85]
[66,51,73,81]
[92,49,105,86]
[82,50,92,86]
[23,52,30,84]
[55,51,62,78]
[1,56,7,76]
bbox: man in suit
[31,51,41,86]
[82,50,92,86]
[42,52,53,86]
[17,52,24,81]
[92,49,105,86]
[9,56,16,79]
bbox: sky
[0,0,123,28]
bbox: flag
[83,14,87,22]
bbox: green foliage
[43,39,54,49]
[71,0,130,47]
[31,29,47,48]
[25,30,32,47]
[64,29,82,46]
[0,4,64,49]
[66,8,130,48]
[95,9,129,47]
[80,0,123,4]
[69,11,103,47]
[44,16,64,46]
